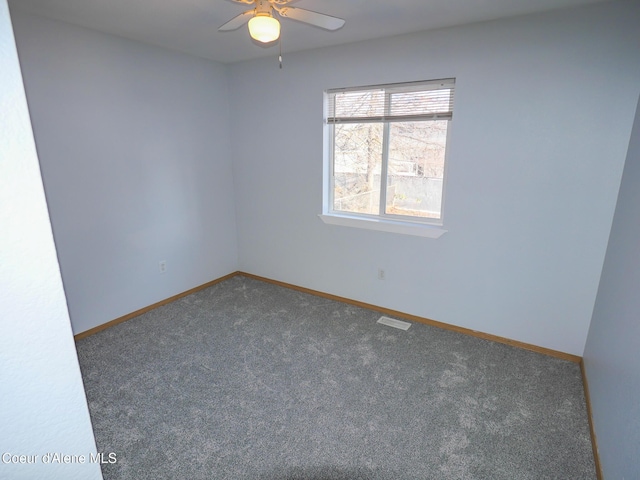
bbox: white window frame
[320,79,454,238]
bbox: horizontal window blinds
[326,79,455,124]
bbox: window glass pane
[333,123,383,215]
[385,121,448,219]
[389,89,453,117]
[332,90,385,119]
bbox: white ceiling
[9,0,611,64]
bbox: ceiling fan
[219,0,346,44]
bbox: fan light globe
[248,14,280,43]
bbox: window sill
[318,213,447,238]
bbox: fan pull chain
[278,35,283,69]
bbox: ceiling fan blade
[278,7,345,30]
[218,10,254,31]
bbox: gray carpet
[76,275,596,479]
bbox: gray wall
[229,1,640,356]
[0,2,101,477]
[11,12,239,334]
[583,94,640,477]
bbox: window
[323,79,454,236]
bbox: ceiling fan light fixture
[248,13,280,43]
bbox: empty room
[1,0,639,478]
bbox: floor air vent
[377,316,411,331]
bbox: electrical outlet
[159,261,167,274]
[378,268,385,280]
